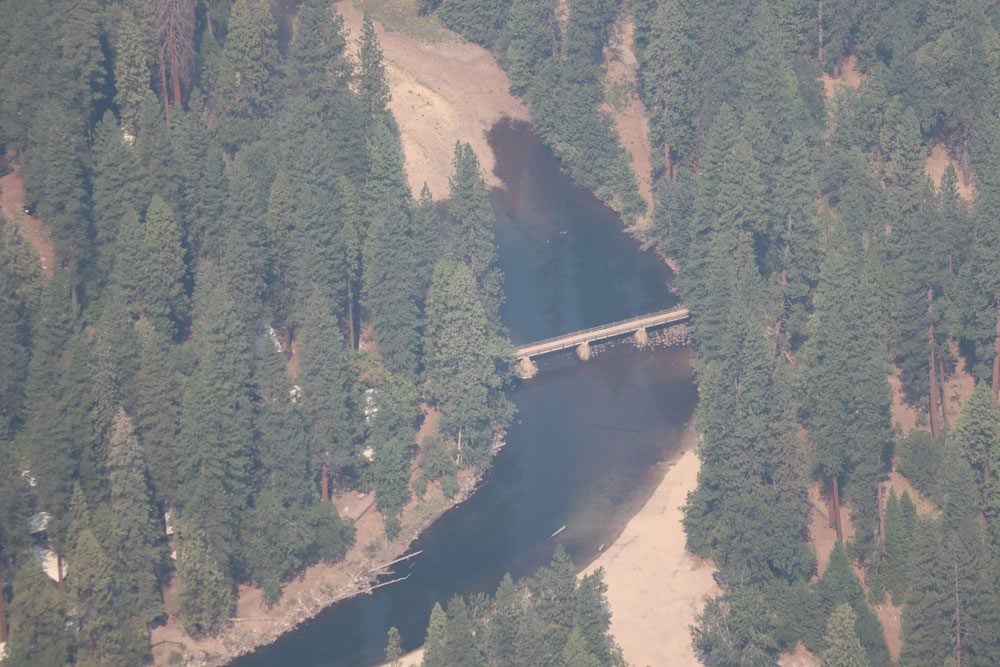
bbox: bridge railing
[514,305,688,356]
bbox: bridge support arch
[576,341,591,361]
[516,356,538,380]
[634,327,648,348]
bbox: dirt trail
[600,6,654,226]
[0,164,56,278]
[337,1,528,199]
[582,428,718,667]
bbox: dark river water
[232,120,695,666]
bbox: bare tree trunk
[56,553,64,591]
[818,0,825,66]
[171,48,183,110]
[159,59,172,126]
[928,288,941,438]
[937,349,950,431]
[0,572,8,642]
[831,475,843,543]
[346,281,357,351]
[993,306,1000,402]
[665,143,673,182]
[954,557,963,667]
[320,461,329,503]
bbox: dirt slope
[0,163,56,278]
[337,1,528,199]
[600,6,654,227]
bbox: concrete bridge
[514,306,690,378]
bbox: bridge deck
[515,306,689,359]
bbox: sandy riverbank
[583,424,718,667]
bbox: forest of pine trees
[0,0,512,662]
[1,0,999,665]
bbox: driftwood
[364,574,410,594]
[372,549,423,571]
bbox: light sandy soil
[873,594,904,662]
[338,1,529,200]
[600,6,654,227]
[890,347,977,436]
[821,55,862,101]
[0,162,56,278]
[582,425,719,667]
[925,143,976,202]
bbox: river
[231,120,695,666]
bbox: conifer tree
[214,0,279,146]
[446,143,503,319]
[142,195,189,336]
[803,221,891,552]
[70,527,148,664]
[91,112,151,282]
[822,604,868,667]
[951,383,1000,516]
[114,7,154,135]
[134,320,183,502]
[880,489,916,603]
[265,169,296,324]
[505,0,557,94]
[411,183,442,300]
[176,274,255,568]
[443,595,481,666]
[108,408,166,623]
[176,521,234,636]
[385,626,402,667]
[370,371,419,538]
[423,601,448,667]
[424,260,512,467]
[299,288,356,498]
[59,0,108,136]
[486,573,520,663]
[5,562,70,667]
[817,543,890,667]
[561,628,601,667]
[359,12,390,122]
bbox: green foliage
[822,604,869,667]
[898,430,944,500]
[5,561,70,667]
[880,489,916,604]
[360,12,391,121]
[423,260,513,469]
[692,587,782,667]
[108,408,167,623]
[176,521,234,637]
[421,548,622,667]
[177,273,256,570]
[369,371,419,538]
[299,288,358,481]
[817,544,890,667]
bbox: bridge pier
[634,327,648,348]
[576,341,591,361]
[516,356,538,380]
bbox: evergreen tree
[951,383,1000,519]
[423,602,448,667]
[505,0,557,94]
[176,521,234,636]
[443,595,481,666]
[411,183,443,300]
[424,260,512,468]
[369,371,419,538]
[113,7,154,135]
[822,604,869,667]
[446,143,503,319]
[70,527,148,665]
[108,408,166,624]
[134,320,183,502]
[176,274,255,570]
[91,112,151,283]
[214,0,279,146]
[485,573,520,663]
[58,0,108,135]
[359,12,390,122]
[818,544,890,667]
[298,288,356,497]
[560,628,602,667]
[385,625,403,667]
[5,562,70,667]
[142,195,189,336]
[880,489,916,603]
[803,221,891,553]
